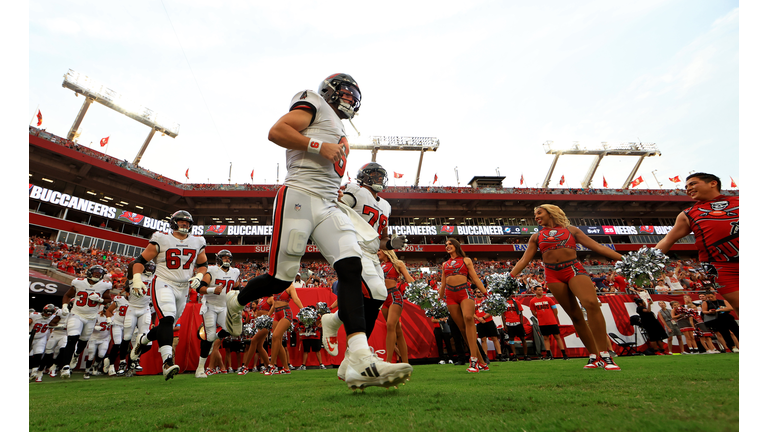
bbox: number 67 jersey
[150,231,207,285]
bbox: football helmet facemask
[318,73,361,119]
[356,162,388,192]
[143,260,156,277]
[87,265,106,283]
[216,249,233,269]
[170,210,194,234]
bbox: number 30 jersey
[70,278,113,320]
[203,265,240,307]
[150,231,207,285]
[284,89,349,200]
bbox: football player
[58,265,113,379]
[83,309,112,379]
[130,210,208,380]
[122,260,155,376]
[195,249,240,378]
[322,162,408,381]
[29,304,58,382]
[104,289,130,376]
[40,306,68,378]
[224,76,412,389]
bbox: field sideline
[29,355,738,432]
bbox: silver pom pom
[316,302,331,316]
[404,280,435,310]
[614,246,670,287]
[480,293,508,317]
[254,314,273,331]
[243,322,256,339]
[424,299,449,319]
[485,273,518,299]
[297,307,318,328]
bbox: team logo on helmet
[356,162,388,192]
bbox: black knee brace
[155,316,175,347]
[363,297,385,338]
[334,257,365,335]
[237,274,292,305]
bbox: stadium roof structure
[349,136,439,187]
[542,141,661,189]
[61,69,179,166]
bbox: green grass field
[29,355,738,432]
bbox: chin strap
[346,117,361,136]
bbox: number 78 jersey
[341,182,391,239]
[203,265,240,307]
[150,232,207,285]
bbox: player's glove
[189,273,204,290]
[61,304,69,316]
[390,234,407,250]
[106,317,113,325]
[132,274,147,297]
[88,292,103,303]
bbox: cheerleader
[378,249,415,363]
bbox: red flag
[520,174,524,186]
[99,136,109,147]
[730,177,737,188]
[250,169,254,181]
[394,172,404,179]
[602,176,608,188]
[669,176,681,183]
[433,174,438,184]
[630,176,644,188]
[559,175,565,186]
[185,168,189,180]
[36,110,43,127]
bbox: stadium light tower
[542,140,661,188]
[348,136,439,186]
[61,69,180,166]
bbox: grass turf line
[29,355,738,432]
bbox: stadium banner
[29,270,70,297]
[28,183,677,238]
[135,290,695,374]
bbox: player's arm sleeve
[340,192,357,208]
[289,90,319,126]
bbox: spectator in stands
[657,301,683,354]
[654,278,671,294]
[291,274,305,289]
[701,291,739,353]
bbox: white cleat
[108,365,117,376]
[69,354,80,370]
[163,362,180,381]
[35,370,43,383]
[130,335,147,361]
[344,347,413,390]
[321,314,340,356]
[61,366,71,379]
[337,357,348,381]
[224,291,244,337]
[48,365,58,378]
[195,366,208,378]
[102,358,110,374]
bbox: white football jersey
[341,182,391,237]
[70,278,113,320]
[127,273,153,309]
[91,315,112,341]
[51,309,67,333]
[283,90,349,200]
[29,312,54,340]
[203,265,240,307]
[149,231,207,285]
[110,295,130,326]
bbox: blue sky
[26,0,742,189]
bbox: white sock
[159,345,173,362]
[599,351,610,358]
[347,334,369,354]
[198,357,207,368]
[589,354,597,359]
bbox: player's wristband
[386,240,394,250]
[307,138,323,154]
